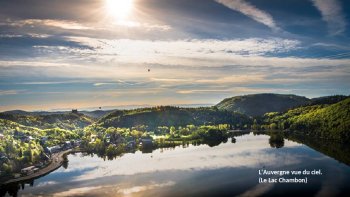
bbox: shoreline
[1,149,73,186]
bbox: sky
[0,0,350,111]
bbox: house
[21,166,36,175]
[69,139,81,147]
[39,150,51,161]
[0,153,8,164]
[90,134,97,142]
[63,141,73,150]
[48,145,61,154]
[13,173,21,178]
[105,134,111,143]
[19,136,34,143]
[40,136,48,145]
[74,140,82,147]
[139,138,153,147]
[35,162,45,168]
[43,147,51,156]
[127,141,136,149]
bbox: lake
[1,132,350,197]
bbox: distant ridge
[0,112,95,130]
[216,93,309,116]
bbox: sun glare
[106,0,134,21]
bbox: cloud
[53,186,104,197]
[196,74,266,84]
[215,0,279,31]
[2,19,92,30]
[177,89,234,94]
[117,181,176,195]
[0,18,171,36]
[238,183,274,197]
[0,36,304,69]
[72,37,300,56]
[36,181,58,187]
[113,20,171,31]
[311,0,346,35]
[150,78,192,82]
[176,87,297,95]
[93,82,116,86]
[16,81,75,85]
[0,90,21,95]
[51,181,175,196]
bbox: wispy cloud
[0,90,21,95]
[16,81,75,85]
[93,82,116,86]
[72,37,300,56]
[215,0,279,31]
[0,18,171,33]
[2,19,93,30]
[118,181,176,195]
[311,0,346,35]
[238,183,274,197]
[53,186,104,197]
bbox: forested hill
[216,93,309,116]
[2,110,113,119]
[264,98,350,141]
[309,95,349,106]
[80,110,114,119]
[0,112,95,130]
[97,106,252,130]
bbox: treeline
[0,112,95,130]
[258,98,350,142]
[80,124,232,159]
[98,106,252,130]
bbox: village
[0,122,155,183]
[0,133,82,181]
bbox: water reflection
[1,132,350,197]
[269,133,285,148]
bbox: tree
[170,126,176,136]
[251,119,259,130]
[269,123,277,130]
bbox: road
[2,149,71,185]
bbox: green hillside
[80,110,114,119]
[216,93,309,116]
[309,95,349,106]
[264,98,350,141]
[98,106,252,130]
[0,112,95,130]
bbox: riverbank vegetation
[80,124,232,159]
[260,98,350,142]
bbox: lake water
[2,132,350,197]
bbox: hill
[309,95,349,106]
[216,93,309,116]
[0,112,95,130]
[97,106,252,130]
[2,109,113,119]
[264,98,350,141]
[80,110,114,119]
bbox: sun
[105,0,134,21]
